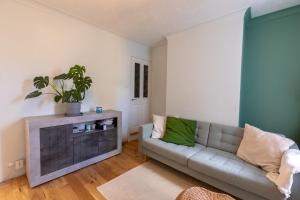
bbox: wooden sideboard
[25,110,122,187]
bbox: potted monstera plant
[25,65,92,116]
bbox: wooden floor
[0,140,147,200]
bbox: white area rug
[97,160,200,200]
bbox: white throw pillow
[151,114,166,139]
[237,124,295,173]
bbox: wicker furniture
[176,187,235,200]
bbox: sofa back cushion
[207,123,244,153]
[195,121,210,146]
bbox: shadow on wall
[0,78,68,181]
[0,103,66,182]
[0,119,26,181]
[0,79,32,180]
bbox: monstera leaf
[25,90,42,99]
[53,73,68,80]
[54,95,62,103]
[68,65,85,79]
[60,90,83,102]
[71,89,83,102]
[25,64,93,103]
[61,90,72,103]
[33,76,49,89]
[74,76,92,92]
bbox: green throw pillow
[161,116,197,147]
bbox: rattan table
[176,187,235,200]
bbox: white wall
[150,45,167,116]
[0,0,150,182]
[166,10,245,126]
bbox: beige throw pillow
[237,124,294,173]
[151,114,166,139]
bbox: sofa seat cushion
[188,148,283,200]
[143,138,204,165]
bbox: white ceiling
[30,0,300,46]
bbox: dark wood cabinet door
[99,128,118,155]
[73,132,99,163]
[40,125,73,176]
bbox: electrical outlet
[15,159,25,170]
[8,159,25,170]
[19,160,24,169]
[15,160,20,170]
[8,162,14,167]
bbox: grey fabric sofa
[139,121,300,200]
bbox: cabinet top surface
[25,110,121,124]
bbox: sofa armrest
[138,123,153,153]
[290,173,300,199]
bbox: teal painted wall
[239,6,300,144]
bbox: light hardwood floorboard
[0,140,147,200]
[0,140,233,200]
